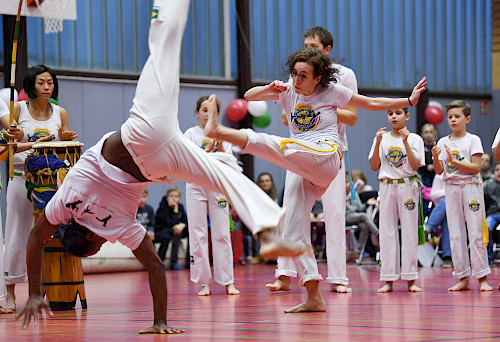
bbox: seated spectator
[136,189,155,241]
[310,199,325,259]
[484,162,500,264]
[425,173,452,268]
[481,153,494,183]
[345,173,378,253]
[351,169,373,193]
[417,123,437,187]
[155,187,188,270]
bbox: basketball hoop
[32,0,70,34]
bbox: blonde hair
[420,123,437,139]
[166,186,181,197]
[351,169,368,183]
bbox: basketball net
[34,0,70,34]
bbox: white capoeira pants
[120,0,284,235]
[378,180,419,281]
[4,173,35,285]
[275,159,349,286]
[0,207,5,301]
[186,184,234,286]
[241,130,342,286]
[445,181,490,279]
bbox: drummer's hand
[7,124,23,141]
[35,134,55,144]
[59,129,78,141]
[17,295,53,328]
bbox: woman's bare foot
[330,284,352,293]
[448,277,470,291]
[258,229,311,259]
[226,284,240,295]
[266,275,291,292]
[198,285,211,296]
[479,276,492,291]
[0,306,14,314]
[377,281,393,293]
[408,280,422,292]
[284,280,326,313]
[5,285,15,311]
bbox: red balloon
[18,89,29,101]
[424,106,444,125]
[226,98,248,121]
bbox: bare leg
[284,280,326,313]
[407,280,422,292]
[258,229,311,260]
[377,281,393,293]
[330,284,352,293]
[448,277,470,291]
[266,275,291,292]
[198,285,211,296]
[226,283,240,295]
[205,94,248,148]
[5,284,15,311]
[479,276,492,291]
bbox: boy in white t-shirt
[368,108,424,293]
[432,100,492,291]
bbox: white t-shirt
[184,125,232,154]
[45,133,152,250]
[278,83,353,146]
[0,99,9,117]
[436,133,483,180]
[368,132,425,180]
[14,101,61,170]
[492,127,500,150]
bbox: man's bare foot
[407,280,422,292]
[266,275,291,292]
[377,281,393,293]
[284,280,326,313]
[448,277,470,291]
[198,286,211,296]
[226,284,240,295]
[479,276,492,291]
[258,229,311,259]
[0,306,14,314]
[5,285,15,311]
[204,94,221,139]
[330,284,352,293]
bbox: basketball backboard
[0,0,76,20]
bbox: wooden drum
[24,141,87,311]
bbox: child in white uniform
[432,100,492,291]
[368,108,424,293]
[205,47,427,312]
[185,96,239,296]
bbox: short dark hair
[445,100,471,117]
[196,95,220,113]
[23,65,59,101]
[286,47,338,88]
[304,26,333,49]
[58,221,105,257]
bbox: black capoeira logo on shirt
[96,215,112,227]
[66,200,83,211]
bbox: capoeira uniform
[437,133,490,279]
[3,100,61,285]
[493,127,500,152]
[184,126,235,286]
[0,100,9,301]
[368,132,424,281]
[45,0,285,243]
[275,65,358,286]
[239,83,353,286]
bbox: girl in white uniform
[205,47,427,312]
[185,96,239,296]
[2,65,77,311]
[368,108,425,293]
[432,100,491,291]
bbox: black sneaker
[441,257,453,268]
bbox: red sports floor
[1,263,499,341]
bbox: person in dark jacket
[155,187,188,270]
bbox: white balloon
[247,101,268,117]
[428,100,443,110]
[0,88,18,107]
